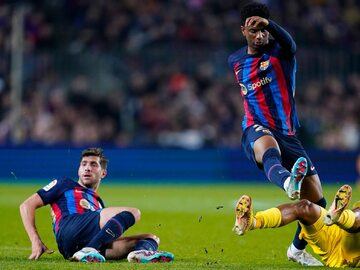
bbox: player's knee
[295,199,315,216]
[129,207,141,222]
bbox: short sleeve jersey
[37,177,105,235]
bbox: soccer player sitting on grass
[233,184,360,268]
[19,147,174,263]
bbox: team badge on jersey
[43,179,57,191]
[260,60,270,71]
[239,83,248,95]
[80,199,91,209]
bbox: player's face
[241,25,269,53]
[78,155,106,189]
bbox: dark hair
[240,2,270,26]
[81,147,109,169]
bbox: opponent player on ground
[228,2,326,266]
[20,147,174,263]
[233,184,360,267]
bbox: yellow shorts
[299,208,360,268]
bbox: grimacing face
[78,155,107,189]
[241,24,269,53]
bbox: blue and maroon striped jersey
[228,20,300,135]
[37,177,105,235]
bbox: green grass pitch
[0,182,358,269]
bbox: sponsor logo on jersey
[247,76,272,91]
[239,83,248,95]
[260,60,270,70]
[43,179,57,191]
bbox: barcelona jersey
[228,21,300,135]
[37,177,105,235]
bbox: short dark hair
[240,2,270,26]
[81,147,109,169]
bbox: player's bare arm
[19,193,54,259]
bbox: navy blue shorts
[241,124,317,176]
[56,210,104,259]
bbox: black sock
[134,238,158,251]
[262,148,290,190]
[87,211,135,250]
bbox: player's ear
[240,25,246,36]
[101,169,107,179]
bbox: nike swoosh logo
[106,228,115,238]
[310,166,315,171]
[75,189,84,193]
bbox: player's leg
[105,234,174,263]
[233,195,323,266]
[58,212,106,262]
[71,207,140,262]
[288,174,325,261]
[324,185,359,232]
[99,207,141,228]
[242,125,303,199]
[233,196,321,235]
[276,133,326,265]
[86,207,140,249]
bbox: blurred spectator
[0,0,359,150]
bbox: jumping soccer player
[228,2,326,266]
[19,147,174,263]
[233,184,360,267]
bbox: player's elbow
[19,194,43,215]
[19,201,30,216]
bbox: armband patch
[43,179,57,191]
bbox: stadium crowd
[0,0,359,150]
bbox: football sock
[262,148,290,190]
[292,223,306,250]
[337,209,356,230]
[87,211,135,250]
[316,197,327,208]
[134,238,158,251]
[254,207,282,229]
[292,197,327,250]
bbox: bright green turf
[0,182,358,269]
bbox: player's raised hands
[29,239,54,260]
[245,16,269,28]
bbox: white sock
[283,177,290,191]
[289,243,303,255]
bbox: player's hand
[29,239,54,260]
[245,16,269,29]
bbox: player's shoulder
[228,46,248,67]
[42,176,77,191]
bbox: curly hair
[81,147,109,169]
[240,2,270,25]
